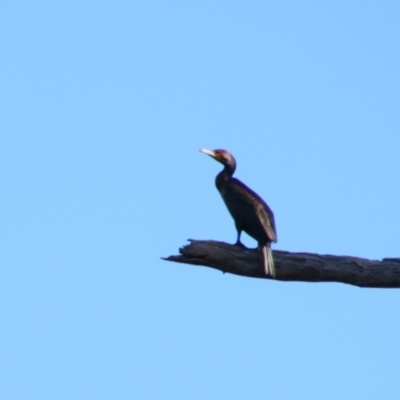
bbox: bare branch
[163,240,400,288]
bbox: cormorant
[200,148,277,277]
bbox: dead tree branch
[163,240,400,288]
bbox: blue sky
[1,2,399,399]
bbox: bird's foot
[234,241,247,249]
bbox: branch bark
[163,240,400,288]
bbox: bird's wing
[256,204,277,242]
[229,179,278,243]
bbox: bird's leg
[234,230,246,248]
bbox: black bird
[200,148,277,277]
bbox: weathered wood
[163,240,400,288]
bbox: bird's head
[200,148,236,169]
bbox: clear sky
[1,2,399,399]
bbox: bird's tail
[262,244,276,278]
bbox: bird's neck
[215,164,235,191]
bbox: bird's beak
[200,148,217,159]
